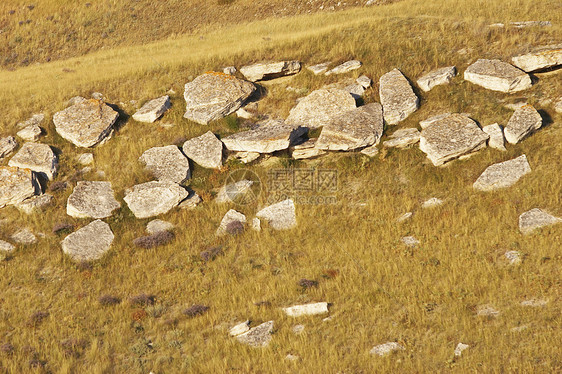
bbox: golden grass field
[0,0,561,372]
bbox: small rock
[11,228,37,244]
[0,167,40,208]
[240,60,301,82]
[222,119,306,153]
[379,68,419,125]
[61,220,114,262]
[124,181,188,219]
[0,136,17,159]
[235,107,254,119]
[228,151,261,164]
[422,197,444,208]
[14,194,53,214]
[8,142,58,180]
[360,144,379,157]
[454,343,469,357]
[419,113,452,129]
[510,20,552,28]
[503,101,528,111]
[397,212,413,222]
[223,66,237,75]
[356,75,372,88]
[139,145,191,183]
[464,59,532,93]
[476,304,500,317]
[235,321,274,348]
[554,97,562,114]
[251,217,261,231]
[417,66,456,92]
[67,181,120,219]
[216,180,254,203]
[383,128,420,148]
[229,321,250,336]
[146,219,174,234]
[325,60,362,75]
[292,324,305,334]
[369,342,405,356]
[473,155,531,191]
[178,189,202,209]
[504,105,542,144]
[518,208,561,235]
[285,354,300,361]
[91,92,104,100]
[344,82,366,99]
[182,131,223,169]
[307,62,330,75]
[520,298,548,307]
[132,96,171,123]
[216,209,246,236]
[77,153,94,165]
[401,236,419,247]
[482,123,506,151]
[16,125,42,141]
[511,43,562,72]
[282,302,329,317]
[504,250,522,265]
[0,240,15,252]
[291,138,326,160]
[256,199,297,230]
[17,113,44,129]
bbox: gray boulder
[473,155,531,191]
[8,142,58,180]
[124,181,188,218]
[464,59,532,93]
[182,131,223,169]
[256,199,296,230]
[511,44,562,72]
[379,68,419,125]
[183,72,256,125]
[504,105,542,144]
[417,66,456,92]
[383,128,420,148]
[482,123,506,151]
[325,60,362,75]
[240,61,301,82]
[61,220,114,262]
[519,208,561,235]
[222,119,306,153]
[139,145,190,183]
[419,114,489,166]
[132,96,171,123]
[53,99,119,147]
[0,167,40,208]
[0,136,17,159]
[235,321,274,348]
[67,181,120,219]
[216,209,246,236]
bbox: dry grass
[0,0,561,372]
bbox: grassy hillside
[0,0,561,372]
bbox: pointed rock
[132,96,171,123]
[182,131,223,169]
[216,209,246,236]
[511,44,562,72]
[473,155,531,191]
[417,66,456,92]
[240,60,301,82]
[482,123,506,150]
[0,167,40,208]
[222,119,306,153]
[235,321,274,347]
[124,181,188,218]
[519,208,561,234]
[379,68,419,125]
[464,59,531,93]
[504,105,542,144]
[61,220,114,262]
[8,142,58,180]
[139,145,190,183]
[67,181,120,219]
[256,199,296,230]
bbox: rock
[345,82,366,99]
[554,97,562,114]
[139,145,190,183]
[0,167,40,208]
[11,228,37,244]
[285,354,300,361]
[510,20,552,28]
[422,197,444,208]
[240,60,301,82]
[16,125,42,141]
[124,181,188,219]
[91,92,104,100]
[316,103,384,151]
[235,321,274,348]
[14,194,53,214]
[518,208,561,235]
[511,44,562,72]
[132,96,171,123]
[53,99,119,147]
[401,236,419,247]
[222,119,306,153]
[66,181,120,219]
[0,136,17,159]
[229,321,250,336]
[216,180,254,203]
[182,131,223,169]
[417,66,456,92]
[379,68,419,125]
[178,189,202,209]
[8,142,58,180]
[0,240,15,252]
[482,123,506,151]
[285,88,356,129]
[419,113,452,129]
[503,101,528,111]
[504,105,542,144]
[464,59,532,93]
[77,153,94,165]
[282,302,329,317]
[505,250,522,265]
[216,209,246,236]
[360,144,379,157]
[356,75,372,88]
[223,66,237,75]
[146,219,174,234]
[291,139,326,159]
[476,304,500,317]
[454,343,469,357]
[235,107,254,119]
[383,128,420,148]
[17,113,44,129]
[325,60,362,75]
[228,151,261,164]
[256,199,296,230]
[67,96,87,106]
[369,342,405,356]
[292,324,305,334]
[419,114,489,166]
[251,217,261,231]
[61,220,114,262]
[473,155,531,191]
[183,72,256,125]
[397,212,413,222]
[307,62,330,75]
[520,298,548,307]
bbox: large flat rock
[132,95,171,123]
[316,103,384,151]
[222,119,306,153]
[124,181,188,218]
[464,59,532,93]
[8,142,58,180]
[504,105,542,144]
[379,68,419,125]
[61,220,114,262]
[0,167,40,208]
[183,72,256,125]
[53,99,119,147]
[511,44,562,72]
[519,208,561,235]
[182,131,223,169]
[419,114,489,166]
[417,66,456,92]
[473,155,531,191]
[285,88,356,129]
[240,60,301,82]
[139,145,191,183]
[67,181,120,218]
[256,199,296,230]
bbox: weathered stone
[182,131,223,169]
[464,59,532,93]
[401,236,419,247]
[473,155,531,191]
[422,197,444,208]
[132,96,171,123]
[67,96,87,106]
[216,209,246,236]
[419,114,488,166]
[53,99,119,147]
[16,125,42,141]
[307,62,330,75]
[511,20,552,28]
[504,105,542,144]
[8,142,58,180]
[360,144,379,157]
[256,199,296,230]
[476,304,500,317]
[91,92,104,100]
[356,75,372,88]
[291,139,326,159]
[61,220,114,262]
[379,68,419,125]
[370,342,405,356]
[325,60,362,75]
[345,82,366,99]
[67,181,120,219]
[17,113,44,129]
[454,343,469,357]
[183,72,256,125]
[223,66,237,75]
[419,113,451,129]
[0,136,17,159]
[229,321,250,336]
[482,123,506,151]
[315,103,384,151]
[124,181,188,219]
[178,189,202,209]
[383,128,420,148]
[292,324,305,334]
[222,119,306,153]
[11,228,37,244]
[14,194,53,214]
[285,88,356,129]
[240,61,301,82]
[0,240,15,252]
[520,298,548,307]
[417,66,456,92]
[235,107,254,119]
[139,145,190,183]
[0,167,40,208]
[216,180,254,203]
[146,219,174,234]
[397,212,413,222]
[505,250,522,265]
[77,153,94,165]
[251,217,261,231]
[286,354,300,361]
[228,151,261,164]
[518,208,561,235]
[282,302,329,317]
[235,321,274,348]
[554,97,562,114]
[511,44,562,72]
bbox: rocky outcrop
[504,105,542,144]
[379,69,419,125]
[519,208,561,234]
[124,181,188,218]
[256,199,296,230]
[61,220,114,262]
[66,181,120,218]
[132,96,171,123]
[240,61,301,82]
[511,44,562,72]
[182,131,223,169]
[464,59,532,93]
[0,167,40,208]
[417,66,456,92]
[473,155,531,191]
[8,142,58,180]
[222,119,306,153]
[139,145,191,183]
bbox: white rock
[464,59,532,93]
[235,321,274,348]
[11,228,37,245]
[77,153,94,165]
[383,128,420,148]
[476,304,500,317]
[520,298,548,307]
[291,139,326,160]
[554,97,562,114]
[146,219,174,234]
[482,123,506,151]
[292,324,305,334]
[422,197,444,208]
[61,220,114,262]
[256,199,297,230]
[235,107,254,119]
[518,208,561,235]
[417,66,456,92]
[454,343,469,357]
[360,144,379,157]
[240,60,301,82]
[504,105,542,144]
[307,62,330,75]
[67,181,120,219]
[0,240,15,252]
[251,217,261,231]
[401,236,419,247]
[229,321,250,336]
[285,354,300,361]
[132,96,171,123]
[369,342,405,356]
[397,212,413,222]
[182,131,223,169]
[511,43,562,72]
[14,194,53,214]
[124,181,188,219]
[379,68,419,125]
[0,136,17,159]
[223,66,237,75]
[139,145,191,183]
[216,209,246,236]
[16,125,42,141]
[178,189,202,209]
[356,75,372,88]
[511,20,552,28]
[228,151,261,164]
[17,113,44,129]
[419,113,451,129]
[325,60,362,75]
[222,119,306,153]
[505,250,522,265]
[8,142,58,180]
[282,302,329,317]
[473,155,531,191]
